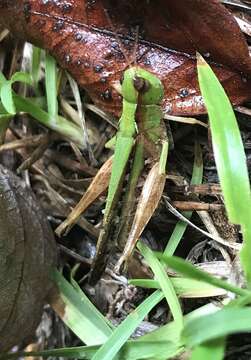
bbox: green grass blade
[190,339,225,360]
[13,94,84,147]
[1,340,177,360]
[197,54,251,284]
[31,46,42,87]
[10,71,32,85]
[161,255,250,297]
[118,340,177,360]
[182,307,251,347]
[197,53,251,224]
[138,302,221,359]
[138,243,183,331]
[130,277,225,298]
[51,270,112,345]
[240,227,251,285]
[92,290,164,360]
[1,345,97,359]
[0,72,6,83]
[0,72,32,114]
[1,81,16,114]
[45,52,58,124]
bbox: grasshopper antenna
[103,8,136,68]
[131,25,139,66]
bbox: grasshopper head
[121,67,164,105]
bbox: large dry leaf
[0,0,251,116]
[0,166,56,351]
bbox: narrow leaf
[182,307,251,347]
[161,255,250,297]
[45,52,58,123]
[51,270,112,345]
[13,94,84,147]
[55,156,112,236]
[190,338,225,360]
[138,243,183,331]
[0,80,16,114]
[130,277,226,298]
[197,53,251,283]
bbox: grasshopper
[56,65,168,284]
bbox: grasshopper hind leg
[88,225,114,285]
[114,140,168,274]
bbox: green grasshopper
[56,66,168,284]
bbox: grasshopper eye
[133,76,150,93]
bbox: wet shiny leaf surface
[0,0,251,116]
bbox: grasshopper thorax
[121,67,164,105]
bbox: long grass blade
[51,270,113,345]
[13,94,84,147]
[197,54,251,283]
[182,307,251,347]
[0,72,32,114]
[138,242,183,331]
[130,277,226,298]
[161,255,250,297]
[45,52,58,124]
[190,339,225,360]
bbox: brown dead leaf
[55,156,112,236]
[115,161,167,272]
[0,0,251,116]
